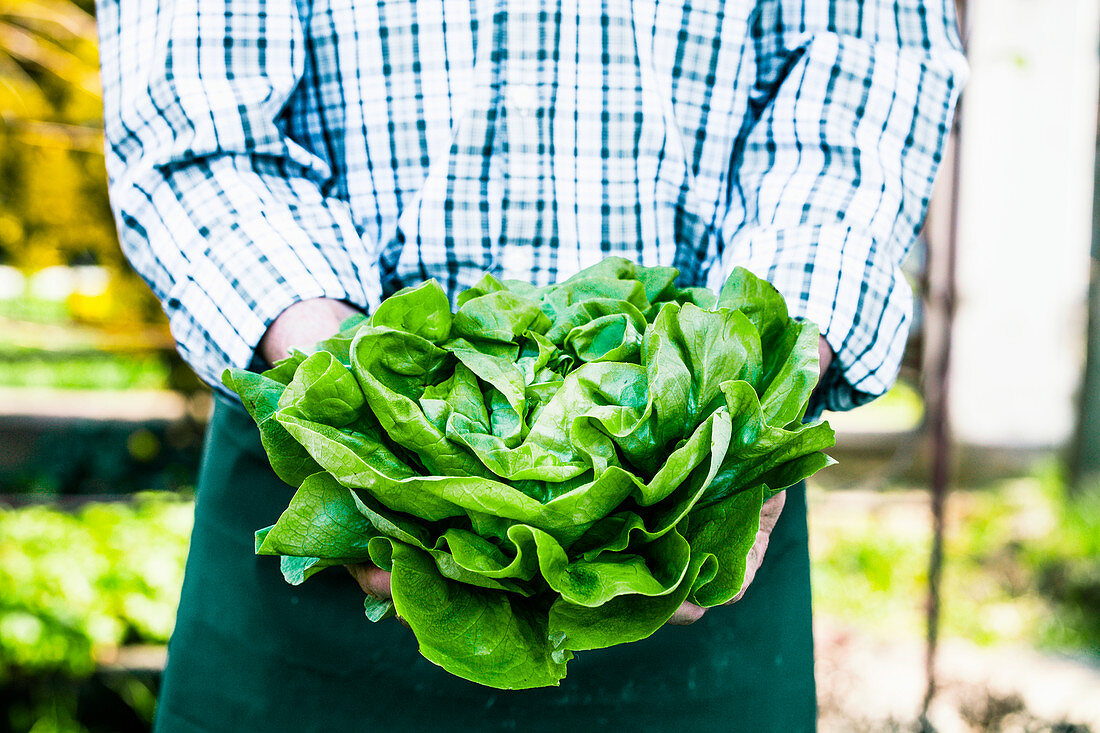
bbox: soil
[816,616,1100,732]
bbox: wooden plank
[96,645,168,674]
[0,387,209,421]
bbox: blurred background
[0,0,1097,730]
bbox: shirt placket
[496,1,548,280]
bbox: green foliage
[0,348,171,390]
[810,497,930,640]
[1,0,107,265]
[226,258,835,689]
[0,293,187,392]
[0,0,167,328]
[1024,470,1100,651]
[0,0,100,122]
[810,467,1100,655]
[0,494,192,680]
[0,493,192,732]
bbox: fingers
[817,336,834,383]
[352,493,789,627]
[727,490,787,604]
[759,489,786,534]
[346,562,392,601]
[667,601,707,626]
[347,564,410,628]
[728,551,762,604]
[666,489,790,624]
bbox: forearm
[108,157,376,387]
[98,0,380,391]
[259,298,362,365]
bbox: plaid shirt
[96,0,965,411]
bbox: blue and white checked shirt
[96,0,966,411]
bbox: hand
[346,562,392,601]
[307,310,834,626]
[667,336,833,625]
[258,299,401,604]
[666,490,787,624]
[258,297,362,365]
[347,562,409,627]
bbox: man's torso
[280,0,763,297]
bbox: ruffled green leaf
[221,368,322,487]
[223,258,837,690]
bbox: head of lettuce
[223,257,835,690]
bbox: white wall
[949,0,1099,447]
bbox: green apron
[154,397,816,732]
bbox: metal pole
[919,0,968,725]
[1070,70,1100,493]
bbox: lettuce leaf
[224,258,835,689]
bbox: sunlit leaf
[226,259,835,689]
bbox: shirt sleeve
[96,0,381,393]
[707,0,968,413]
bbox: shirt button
[508,84,539,115]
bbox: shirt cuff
[161,215,368,394]
[708,222,913,414]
